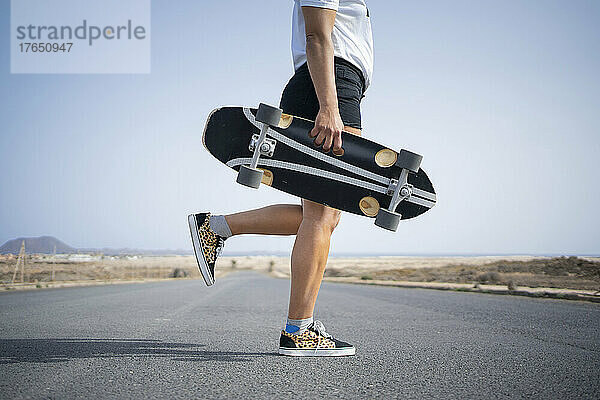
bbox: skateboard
[202,104,436,231]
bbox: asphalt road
[1,271,598,399]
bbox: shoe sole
[278,347,356,357]
[188,214,215,286]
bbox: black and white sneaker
[188,212,226,286]
[279,320,355,357]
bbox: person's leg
[224,204,303,236]
[286,125,360,319]
[287,199,341,319]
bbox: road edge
[320,276,600,303]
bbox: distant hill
[0,236,192,256]
[0,236,76,254]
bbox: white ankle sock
[285,316,313,335]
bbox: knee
[327,210,341,232]
[303,207,341,234]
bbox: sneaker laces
[311,320,332,339]
[309,320,332,355]
[215,237,226,259]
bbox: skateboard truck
[236,103,282,188]
[248,134,276,157]
[375,149,423,232]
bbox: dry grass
[1,254,599,292]
[323,256,600,291]
[0,256,201,284]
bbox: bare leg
[225,204,302,236]
[287,125,361,319]
[287,199,340,318]
[224,126,361,319]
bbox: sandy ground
[1,255,599,292]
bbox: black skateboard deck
[203,106,436,224]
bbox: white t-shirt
[291,0,374,89]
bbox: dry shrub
[324,268,346,277]
[171,268,188,278]
[477,272,501,284]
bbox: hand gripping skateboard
[203,103,437,231]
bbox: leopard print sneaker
[279,320,355,357]
[188,212,226,286]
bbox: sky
[1,0,599,255]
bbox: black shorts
[279,57,366,130]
